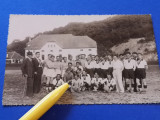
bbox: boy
[55,74,64,88]
[74,62,83,72]
[106,74,116,91]
[91,73,101,91]
[63,62,74,83]
[81,71,91,91]
[136,53,148,92]
[123,52,136,92]
[71,74,81,92]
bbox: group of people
[21,51,148,97]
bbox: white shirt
[100,78,107,84]
[52,79,58,85]
[123,59,136,70]
[72,79,80,87]
[136,59,147,68]
[100,61,109,69]
[91,78,101,85]
[112,59,124,70]
[94,62,100,69]
[107,78,116,86]
[85,61,92,69]
[74,65,83,71]
[56,79,64,87]
[90,60,96,69]
[106,61,113,68]
[61,62,68,70]
[81,74,91,85]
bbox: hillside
[111,38,158,61]
[7,15,156,59]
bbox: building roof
[6,51,24,59]
[25,34,97,50]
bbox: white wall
[25,42,97,60]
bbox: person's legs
[46,76,51,92]
[142,79,147,91]
[26,77,34,97]
[34,67,43,93]
[117,71,124,93]
[113,71,120,92]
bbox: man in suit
[33,52,43,93]
[21,51,34,97]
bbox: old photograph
[3,15,160,105]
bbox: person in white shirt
[56,74,65,88]
[91,73,101,91]
[80,54,86,68]
[99,78,108,92]
[136,53,148,92]
[132,52,138,92]
[106,55,113,77]
[61,57,68,78]
[90,59,96,78]
[94,58,101,77]
[100,58,109,78]
[74,62,83,73]
[68,54,76,67]
[123,52,136,92]
[112,54,124,93]
[71,74,81,92]
[81,71,91,91]
[85,56,94,78]
[45,55,56,92]
[106,74,116,91]
[54,56,62,77]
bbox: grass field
[2,65,160,105]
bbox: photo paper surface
[3,15,160,105]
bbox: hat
[27,51,33,56]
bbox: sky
[7,15,113,44]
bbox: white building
[25,34,97,60]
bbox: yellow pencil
[19,83,69,120]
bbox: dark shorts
[136,68,146,79]
[107,68,113,77]
[122,69,126,78]
[94,68,101,75]
[101,69,108,78]
[86,68,94,78]
[125,69,134,79]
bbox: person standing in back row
[21,51,34,97]
[33,52,43,93]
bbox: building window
[50,50,53,52]
[59,49,62,52]
[42,50,45,52]
[88,49,92,51]
[42,55,45,60]
[80,49,83,51]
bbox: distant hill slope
[7,15,156,58]
[111,38,158,61]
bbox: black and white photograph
[3,15,160,105]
